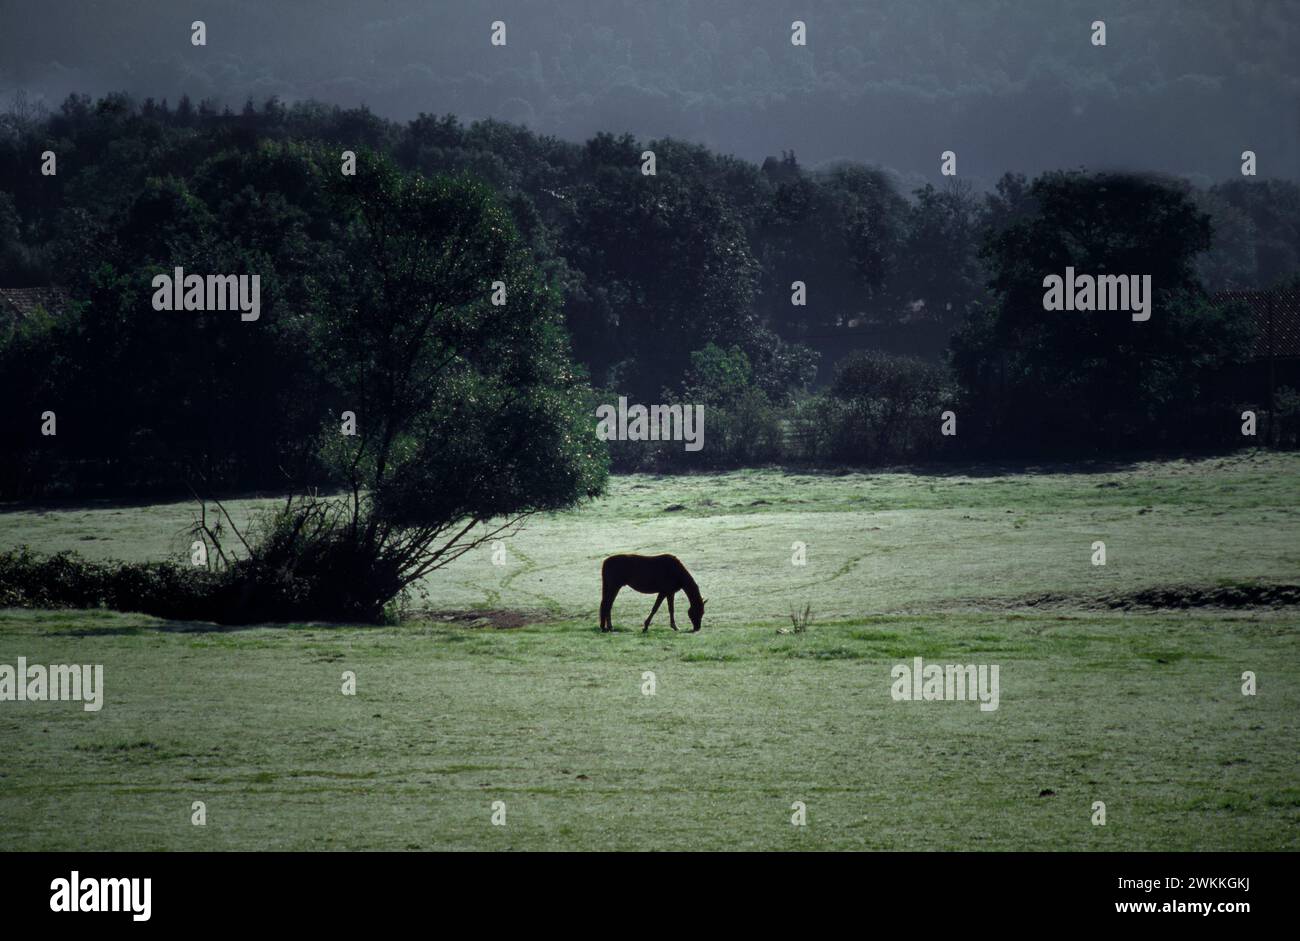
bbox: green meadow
[1,451,1298,850]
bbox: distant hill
[2,0,1297,183]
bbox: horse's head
[688,597,707,632]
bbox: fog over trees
[2,0,1297,186]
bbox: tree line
[1,93,1297,497]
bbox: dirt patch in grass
[419,609,546,629]
[933,582,1300,614]
[1018,583,1300,611]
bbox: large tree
[562,133,761,399]
[951,171,1253,453]
[213,152,608,621]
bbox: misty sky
[1,0,1296,187]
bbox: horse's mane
[677,562,703,606]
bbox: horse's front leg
[644,592,666,632]
[667,592,678,631]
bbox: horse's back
[603,552,677,564]
[602,553,683,592]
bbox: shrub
[0,500,406,625]
[674,345,786,468]
[0,547,217,620]
[806,351,951,464]
[1269,386,1300,449]
[202,497,406,623]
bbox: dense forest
[0,92,1297,496]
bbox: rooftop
[0,286,72,323]
[1212,290,1300,359]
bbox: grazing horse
[600,554,707,633]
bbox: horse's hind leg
[600,584,619,632]
[644,592,666,632]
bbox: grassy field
[1,451,1298,850]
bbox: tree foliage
[951,172,1255,452]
